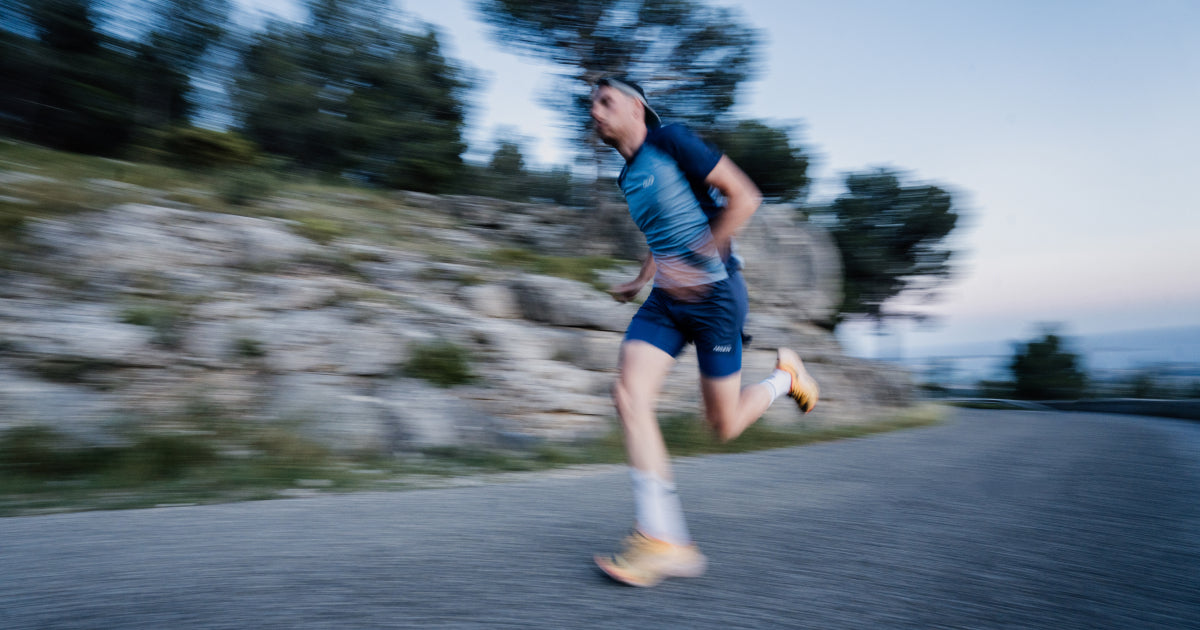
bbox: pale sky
[235,0,1200,356]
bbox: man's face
[591,85,643,145]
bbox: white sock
[760,369,793,404]
[630,468,691,545]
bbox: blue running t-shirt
[618,124,726,289]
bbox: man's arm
[608,254,656,302]
[705,156,762,256]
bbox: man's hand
[608,254,657,302]
[607,279,646,303]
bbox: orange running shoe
[776,347,819,413]
[594,530,707,587]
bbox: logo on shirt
[641,175,654,189]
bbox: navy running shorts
[624,270,749,378]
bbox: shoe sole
[593,553,707,587]
[594,554,662,587]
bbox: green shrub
[487,247,539,267]
[28,357,115,383]
[532,445,584,466]
[233,337,266,359]
[416,266,483,286]
[218,170,275,206]
[163,127,259,169]
[0,426,134,479]
[2,426,80,477]
[113,434,220,482]
[404,340,476,387]
[292,216,346,244]
[0,204,27,239]
[120,303,188,348]
[421,446,537,471]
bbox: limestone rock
[264,372,388,451]
[509,274,636,332]
[1,302,159,367]
[26,204,320,295]
[443,195,583,257]
[458,284,522,319]
[375,380,495,449]
[185,309,411,376]
[0,196,918,452]
[357,258,426,293]
[736,204,842,328]
[0,365,121,439]
[264,373,494,451]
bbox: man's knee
[701,372,742,441]
[713,423,739,443]
[703,407,738,442]
[611,379,626,408]
[612,377,641,410]
[612,377,659,428]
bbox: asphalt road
[3,409,1198,629]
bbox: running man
[590,77,820,587]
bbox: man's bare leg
[597,338,707,585]
[610,339,701,547]
[700,372,775,442]
[701,348,819,442]
[612,340,677,480]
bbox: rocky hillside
[0,165,914,453]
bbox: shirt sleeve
[651,124,723,182]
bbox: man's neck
[616,125,649,162]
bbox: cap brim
[602,78,661,129]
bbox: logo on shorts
[712,344,733,353]
[641,175,654,189]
